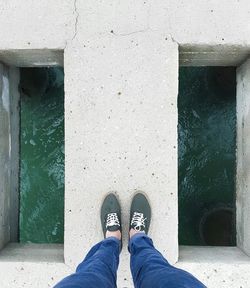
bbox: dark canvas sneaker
[101,193,122,238]
[130,192,151,234]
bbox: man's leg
[54,193,122,288]
[54,237,120,288]
[128,192,206,288]
[129,233,206,288]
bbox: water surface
[19,67,64,243]
[178,67,236,246]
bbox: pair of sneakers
[101,191,151,246]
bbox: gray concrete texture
[0,64,20,248]
[0,0,250,287]
[9,67,20,242]
[236,59,250,257]
[0,63,11,251]
[0,1,249,66]
[64,32,178,268]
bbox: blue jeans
[54,234,206,288]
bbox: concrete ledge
[0,62,11,250]
[0,1,249,51]
[236,58,250,257]
[179,45,250,66]
[0,64,20,246]
[0,246,250,287]
[0,261,71,288]
[0,0,74,50]
[0,50,63,67]
[0,243,64,263]
[177,246,250,287]
[179,246,250,264]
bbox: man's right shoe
[101,193,122,238]
[130,192,151,234]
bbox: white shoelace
[131,212,147,232]
[106,213,120,228]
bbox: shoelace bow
[131,212,147,232]
[106,213,120,228]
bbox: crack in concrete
[72,0,79,41]
[112,28,150,37]
[169,34,179,45]
[112,3,152,38]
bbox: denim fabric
[129,233,206,288]
[54,237,120,288]
[54,234,206,288]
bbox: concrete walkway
[0,1,250,287]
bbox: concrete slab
[179,45,250,66]
[0,63,11,250]
[236,58,250,257]
[0,65,20,246]
[0,246,249,287]
[150,0,250,46]
[9,67,20,242]
[0,1,249,67]
[0,261,71,288]
[0,0,74,50]
[64,32,179,272]
[74,0,250,46]
[0,1,250,287]
[178,247,250,287]
[0,50,63,67]
[0,243,64,263]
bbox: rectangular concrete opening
[0,53,64,262]
[178,66,236,246]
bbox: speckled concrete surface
[0,1,250,287]
[0,63,11,251]
[236,59,250,258]
[64,31,178,268]
[1,245,250,287]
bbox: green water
[19,67,64,243]
[178,67,236,246]
[19,66,236,245]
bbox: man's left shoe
[129,192,151,234]
[101,193,122,238]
